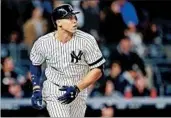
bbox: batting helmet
[51,4,80,28]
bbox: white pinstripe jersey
[30,30,106,98]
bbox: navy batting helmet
[51,4,80,28]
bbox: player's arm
[30,39,45,88]
[29,38,45,109]
[76,36,106,91]
[30,63,44,110]
[58,66,104,104]
[30,63,42,90]
[76,65,103,91]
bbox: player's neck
[56,29,73,43]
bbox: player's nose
[72,18,77,24]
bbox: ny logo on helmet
[68,5,73,11]
[58,8,68,16]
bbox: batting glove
[31,87,44,110]
[58,85,80,104]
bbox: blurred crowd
[1,0,171,111]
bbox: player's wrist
[33,85,41,91]
[74,85,81,93]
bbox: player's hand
[31,89,44,110]
[58,85,80,104]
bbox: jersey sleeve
[84,36,106,69]
[30,39,45,65]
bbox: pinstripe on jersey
[30,29,106,99]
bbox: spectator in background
[101,0,126,45]
[150,23,162,44]
[109,61,122,80]
[1,31,21,60]
[118,0,139,26]
[101,0,139,45]
[118,64,138,96]
[1,57,18,96]
[106,61,122,92]
[111,36,147,77]
[143,23,162,45]
[145,23,166,59]
[104,80,115,96]
[23,6,48,49]
[124,22,146,57]
[127,73,157,98]
[133,73,151,96]
[32,0,54,32]
[1,57,26,97]
[42,0,53,14]
[32,0,53,14]
[1,31,30,67]
[101,104,115,117]
[8,31,21,44]
[90,61,123,98]
[7,31,21,63]
[80,0,100,39]
[7,82,24,99]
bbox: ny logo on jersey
[71,50,83,63]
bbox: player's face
[59,15,78,33]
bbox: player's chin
[70,28,77,33]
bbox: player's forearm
[30,63,42,90]
[76,68,102,91]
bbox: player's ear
[57,20,62,27]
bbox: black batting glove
[57,85,80,104]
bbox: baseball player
[30,4,106,117]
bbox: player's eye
[67,15,77,21]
